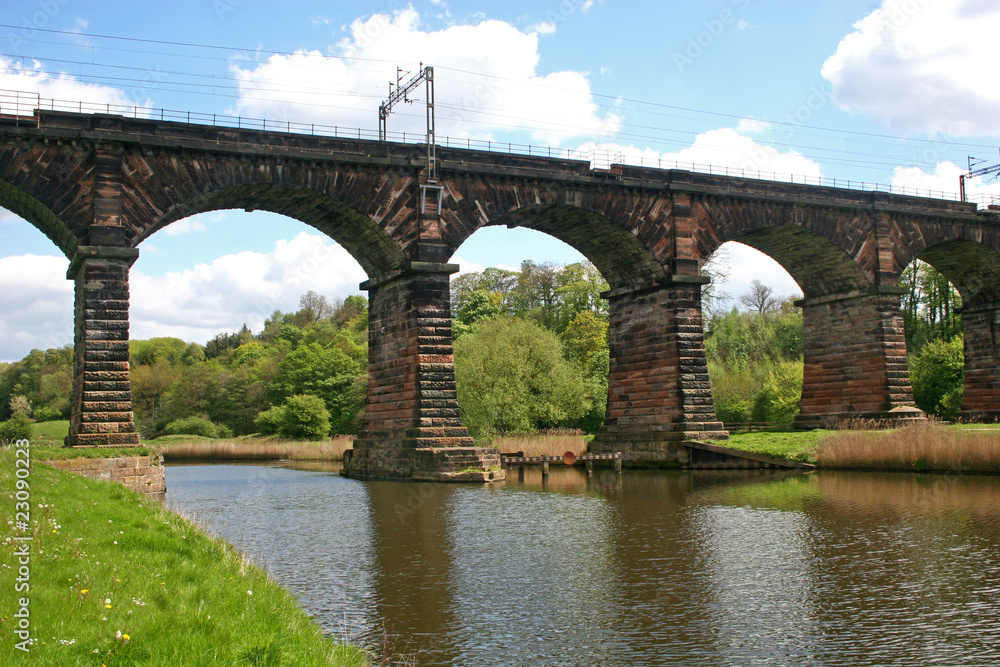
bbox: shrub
[162,415,221,439]
[278,394,331,440]
[254,405,285,435]
[0,413,33,448]
[910,336,964,419]
[31,405,63,422]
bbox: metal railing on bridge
[2,89,995,207]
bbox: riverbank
[724,421,1000,473]
[0,447,369,665]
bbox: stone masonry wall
[68,250,141,447]
[46,455,165,496]
[959,300,1000,421]
[797,291,915,428]
[345,263,504,481]
[590,278,727,465]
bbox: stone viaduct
[1,110,998,481]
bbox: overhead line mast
[960,149,1000,202]
[378,63,436,183]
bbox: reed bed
[487,430,588,457]
[157,436,354,462]
[816,422,1000,473]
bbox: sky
[2,0,1000,361]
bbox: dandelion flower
[122,634,130,641]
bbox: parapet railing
[0,89,986,205]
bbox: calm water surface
[165,464,1000,666]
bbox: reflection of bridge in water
[2,109,998,480]
[166,463,1000,665]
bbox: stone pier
[343,262,504,482]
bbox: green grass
[31,420,70,446]
[20,421,156,462]
[0,448,369,666]
[724,429,828,463]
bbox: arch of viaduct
[1,111,998,481]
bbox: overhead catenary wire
[1,21,996,177]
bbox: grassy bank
[0,447,368,666]
[724,430,827,463]
[28,420,155,462]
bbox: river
[165,463,1000,666]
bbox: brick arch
[133,183,407,277]
[915,239,1000,305]
[120,150,413,276]
[0,179,78,257]
[693,199,873,298]
[440,178,672,289]
[456,203,668,289]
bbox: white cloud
[130,231,366,342]
[822,0,1000,136]
[0,232,367,361]
[0,254,74,361]
[0,56,148,113]
[531,21,558,34]
[160,218,208,236]
[891,160,1000,205]
[574,127,823,180]
[736,118,771,134]
[228,7,620,145]
[452,254,487,276]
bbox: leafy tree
[454,318,590,438]
[205,324,254,359]
[130,337,192,366]
[900,260,962,352]
[561,311,609,375]
[751,360,804,424]
[295,290,334,325]
[256,394,331,440]
[457,289,503,326]
[909,335,964,420]
[0,347,73,420]
[270,343,365,434]
[130,360,181,435]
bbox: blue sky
[2,0,1000,360]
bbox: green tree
[910,335,964,420]
[270,343,365,434]
[900,260,962,352]
[454,318,590,438]
[457,289,503,326]
[130,360,181,435]
[561,311,609,375]
[257,394,331,440]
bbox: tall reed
[158,436,354,462]
[486,430,588,457]
[816,422,1000,473]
